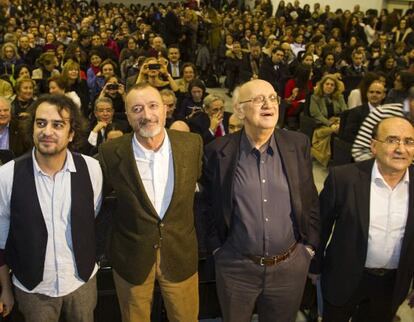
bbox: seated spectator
[224,41,244,96]
[147,36,167,58]
[392,18,412,45]
[0,42,24,84]
[262,35,279,58]
[160,89,179,128]
[341,80,386,143]
[89,58,118,102]
[176,63,197,94]
[48,75,81,108]
[100,31,120,59]
[310,74,347,166]
[17,35,41,69]
[228,113,244,133]
[314,52,340,82]
[166,45,183,80]
[97,76,126,120]
[86,50,103,90]
[351,102,406,161]
[87,97,129,154]
[43,32,56,52]
[341,49,367,77]
[258,46,290,94]
[178,79,207,119]
[290,33,306,57]
[385,70,414,104]
[0,79,13,100]
[187,94,231,145]
[169,120,190,132]
[11,77,36,118]
[239,41,263,83]
[375,53,398,89]
[347,72,384,108]
[0,97,30,157]
[13,64,32,81]
[32,52,60,94]
[284,63,313,128]
[135,57,178,92]
[61,59,90,117]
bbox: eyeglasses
[239,94,280,106]
[374,136,414,148]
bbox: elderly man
[87,97,129,153]
[98,83,202,322]
[0,97,29,158]
[202,79,319,322]
[310,117,414,322]
[0,94,103,321]
[187,94,232,145]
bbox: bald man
[202,79,319,322]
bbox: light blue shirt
[0,149,103,297]
[0,125,10,150]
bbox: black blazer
[310,160,414,312]
[339,103,370,143]
[202,129,320,253]
[187,111,231,145]
[167,61,183,79]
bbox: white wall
[269,0,386,13]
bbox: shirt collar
[32,148,75,175]
[240,130,275,156]
[132,129,171,159]
[372,159,409,186]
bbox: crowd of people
[1,0,414,321]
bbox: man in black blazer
[166,46,182,80]
[340,80,386,143]
[202,79,319,322]
[187,94,231,145]
[258,47,290,94]
[310,116,414,322]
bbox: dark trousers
[214,243,312,322]
[323,270,397,322]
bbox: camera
[107,83,119,91]
[148,63,161,70]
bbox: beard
[136,117,163,138]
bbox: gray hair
[94,97,113,111]
[203,94,225,110]
[160,89,177,103]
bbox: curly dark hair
[24,94,88,151]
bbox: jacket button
[153,244,159,249]
[159,222,164,228]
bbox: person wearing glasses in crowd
[309,116,414,322]
[202,79,319,322]
[98,83,202,322]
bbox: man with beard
[98,83,202,322]
[0,94,103,320]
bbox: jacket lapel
[116,133,158,217]
[355,160,374,242]
[219,132,241,227]
[275,130,302,217]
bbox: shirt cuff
[88,131,98,146]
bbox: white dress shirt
[365,161,409,269]
[132,131,174,219]
[0,149,103,297]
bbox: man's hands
[93,121,108,133]
[209,112,224,133]
[0,265,14,317]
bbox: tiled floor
[206,86,414,322]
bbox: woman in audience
[86,50,103,90]
[179,79,207,119]
[385,70,414,104]
[61,59,90,117]
[176,63,197,94]
[97,76,125,120]
[48,75,81,109]
[0,42,23,83]
[32,52,60,94]
[11,77,36,118]
[135,57,178,92]
[284,63,313,129]
[89,58,118,102]
[13,64,32,81]
[310,74,347,166]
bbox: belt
[364,268,397,277]
[245,243,297,266]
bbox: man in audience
[342,49,367,77]
[310,116,414,322]
[0,94,103,321]
[87,97,129,153]
[17,35,41,69]
[259,47,290,94]
[239,41,263,83]
[167,45,182,79]
[228,113,243,133]
[341,80,386,143]
[98,83,202,322]
[160,89,179,128]
[188,94,231,145]
[0,97,29,157]
[202,79,319,322]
